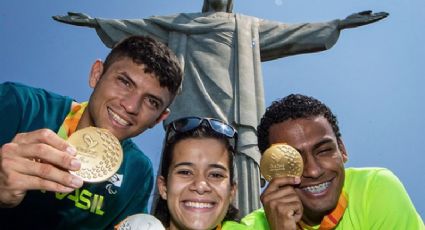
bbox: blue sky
[1,0,424,217]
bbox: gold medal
[260,143,303,181]
[67,126,123,183]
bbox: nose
[189,174,212,194]
[302,154,324,179]
[121,93,141,114]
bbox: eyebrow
[120,72,136,87]
[174,162,194,168]
[173,162,228,171]
[209,163,228,171]
[312,138,334,150]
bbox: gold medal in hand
[260,143,303,181]
[67,127,123,183]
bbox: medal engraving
[67,127,123,183]
[260,143,303,181]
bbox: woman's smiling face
[158,137,236,230]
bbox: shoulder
[239,208,270,230]
[151,13,196,23]
[121,139,154,174]
[343,167,423,228]
[345,167,400,187]
[119,139,154,195]
[344,167,406,200]
[1,81,35,100]
[0,82,73,139]
[221,220,252,230]
[1,81,29,91]
[1,81,70,99]
[122,139,151,162]
[343,168,424,228]
[1,81,73,112]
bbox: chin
[186,219,220,230]
[189,223,216,230]
[110,128,133,140]
[306,199,338,217]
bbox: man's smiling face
[268,115,347,225]
[80,57,171,141]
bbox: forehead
[105,58,151,78]
[171,138,230,166]
[268,116,335,146]
[106,58,172,101]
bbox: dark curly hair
[257,94,341,153]
[153,124,239,227]
[103,35,182,98]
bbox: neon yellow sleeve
[343,168,424,229]
[238,168,424,230]
[221,219,259,230]
[238,209,270,230]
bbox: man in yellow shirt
[243,94,424,230]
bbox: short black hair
[103,35,182,97]
[257,94,341,153]
[154,124,239,227]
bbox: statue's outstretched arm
[339,10,389,30]
[52,12,98,28]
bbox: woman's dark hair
[153,124,239,227]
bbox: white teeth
[108,109,129,126]
[302,181,331,194]
[184,201,213,209]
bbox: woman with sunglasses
[154,116,249,230]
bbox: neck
[76,108,93,130]
[302,209,326,226]
[208,4,227,12]
[168,222,218,230]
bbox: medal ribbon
[57,101,88,139]
[297,190,348,230]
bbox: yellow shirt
[241,168,424,230]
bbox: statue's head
[202,0,233,13]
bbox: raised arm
[52,12,98,28]
[260,177,302,230]
[258,10,388,61]
[52,12,170,49]
[338,10,389,30]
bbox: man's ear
[151,108,170,128]
[157,176,167,200]
[337,139,348,163]
[89,60,104,88]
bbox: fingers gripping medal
[67,127,123,183]
[260,143,304,181]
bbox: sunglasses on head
[166,116,238,150]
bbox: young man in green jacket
[0,35,182,229]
